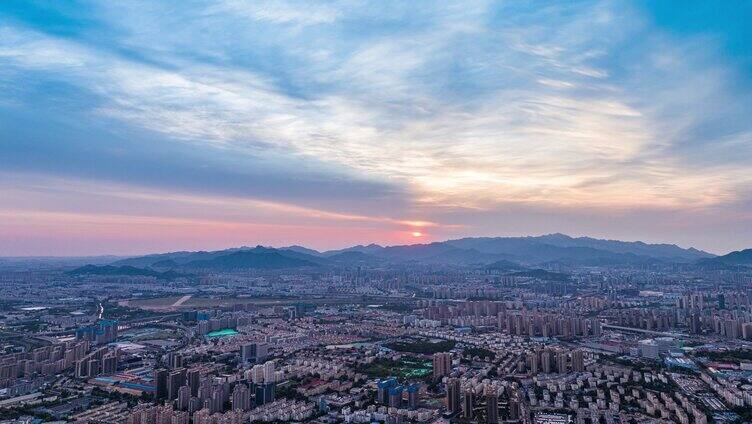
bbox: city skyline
[2,1,752,255]
[2,4,752,422]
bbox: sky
[1,0,751,256]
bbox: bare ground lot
[119,295,366,311]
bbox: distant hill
[444,234,712,263]
[0,256,123,271]
[272,248,330,266]
[338,234,711,266]
[322,243,384,257]
[281,245,325,257]
[485,260,527,272]
[417,247,506,265]
[483,261,569,281]
[66,265,183,280]
[715,248,752,265]
[325,251,386,265]
[112,250,230,267]
[534,233,710,260]
[151,259,180,268]
[697,248,752,269]
[113,246,325,269]
[105,234,715,270]
[182,248,320,270]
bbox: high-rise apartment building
[432,352,451,380]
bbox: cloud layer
[1,0,751,255]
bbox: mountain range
[695,248,752,270]
[99,234,731,274]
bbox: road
[171,295,193,307]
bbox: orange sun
[411,231,423,237]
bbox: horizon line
[1,232,738,259]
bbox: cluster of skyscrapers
[375,377,420,409]
[75,319,118,345]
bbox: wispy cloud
[1,0,751,253]
[206,0,342,25]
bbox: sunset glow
[1,1,751,255]
[1,4,751,420]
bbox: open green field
[358,357,432,379]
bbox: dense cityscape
[3,0,752,424]
[1,235,751,424]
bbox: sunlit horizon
[2,1,751,256]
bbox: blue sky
[1,0,751,255]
